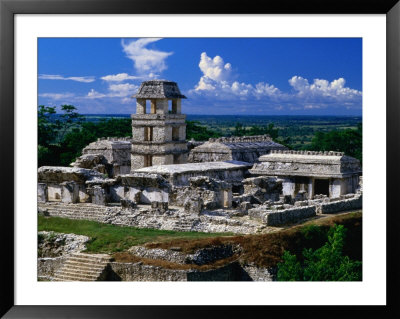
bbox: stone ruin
[38,79,363,233]
[188,135,287,164]
[71,137,131,178]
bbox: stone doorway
[314,179,329,196]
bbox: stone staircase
[39,202,113,222]
[52,252,111,281]
[173,218,195,232]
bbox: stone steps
[39,203,113,221]
[52,252,111,282]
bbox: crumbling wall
[169,176,232,212]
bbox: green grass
[38,216,233,254]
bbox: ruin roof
[83,137,131,151]
[133,161,252,175]
[250,150,361,178]
[193,135,286,152]
[132,80,187,99]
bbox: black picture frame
[1,0,399,318]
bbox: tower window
[144,127,153,141]
[144,155,152,167]
[172,127,179,141]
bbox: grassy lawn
[38,216,234,254]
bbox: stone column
[156,99,168,114]
[308,178,315,199]
[329,179,342,198]
[38,183,48,203]
[61,182,79,203]
[91,185,107,205]
[282,177,295,197]
[150,100,156,114]
[136,99,146,114]
[172,99,181,114]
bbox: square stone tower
[130,80,189,171]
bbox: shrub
[277,224,362,281]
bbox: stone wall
[108,261,248,281]
[249,205,317,226]
[37,257,66,280]
[317,195,362,214]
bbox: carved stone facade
[250,150,362,199]
[188,135,287,164]
[131,80,189,170]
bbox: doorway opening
[314,179,329,196]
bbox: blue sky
[38,38,362,115]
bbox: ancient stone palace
[38,79,362,233]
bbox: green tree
[277,225,362,281]
[38,105,57,145]
[308,124,362,162]
[186,120,221,141]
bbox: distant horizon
[79,113,362,117]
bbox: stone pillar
[61,182,79,203]
[156,99,168,114]
[136,99,146,114]
[172,99,181,114]
[308,178,315,199]
[179,125,186,141]
[92,186,107,205]
[150,100,156,114]
[38,183,48,203]
[329,179,342,198]
[282,177,295,197]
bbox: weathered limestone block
[152,154,174,166]
[38,166,103,184]
[152,126,167,142]
[126,188,141,203]
[131,155,145,171]
[136,99,146,114]
[71,154,107,169]
[239,201,252,213]
[47,184,62,201]
[132,126,145,142]
[109,185,126,202]
[61,182,79,203]
[141,188,169,204]
[151,201,169,211]
[317,195,362,214]
[120,199,136,209]
[38,183,48,203]
[78,185,90,203]
[91,186,107,205]
[263,206,316,226]
[184,197,204,214]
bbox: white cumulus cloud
[101,73,144,82]
[38,74,95,83]
[289,76,362,101]
[39,93,75,100]
[108,83,139,97]
[192,52,281,100]
[198,52,232,82]
[87,89,106,99]
[121,38,173,75]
